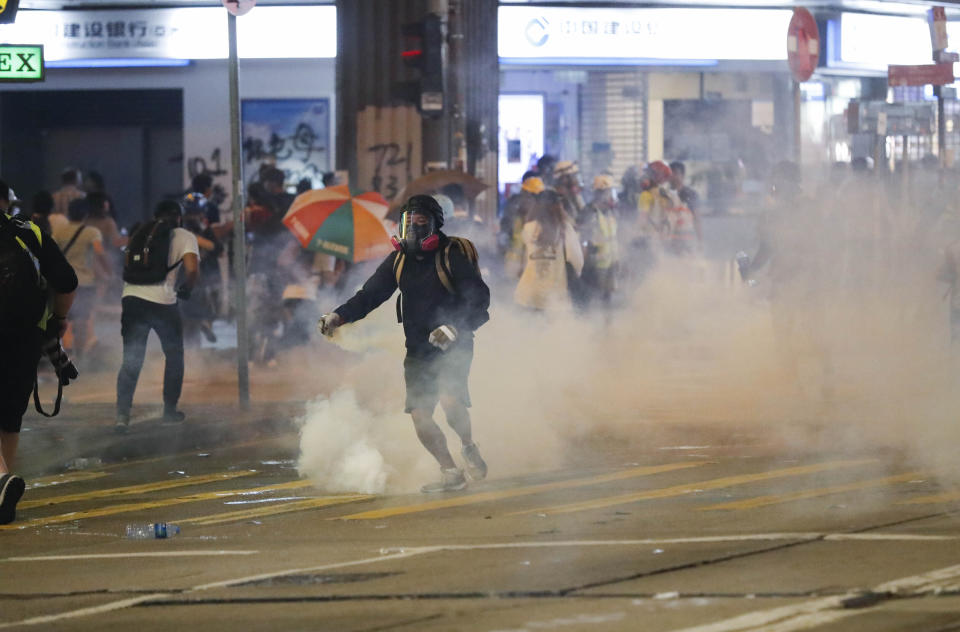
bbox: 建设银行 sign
[0,44,43,81]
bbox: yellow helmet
[521,176,545,194]
[593,175,615,191]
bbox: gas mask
[392,210,439,253]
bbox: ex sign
[0,45,43,82]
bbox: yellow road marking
[1,479,314,531]
[511,459,878,516]
[698,472,923,511]
[179,495,374,526]
[20,471,257,510]
[898,490,960,505]
[27,471,111,490]
[336,461,710,521]
[95,435,294,473]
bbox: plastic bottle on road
[125,523,181,539]
[66,457,103,470]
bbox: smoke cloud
[297,174,960,494]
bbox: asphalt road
[2,409,960,632]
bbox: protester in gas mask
[318,195,491,493]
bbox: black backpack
[123,219,180,284]
[0,214,47,333]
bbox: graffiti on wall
[356,105,422,204]
[187,147,229,180]
[242,99,331,188]
[366,142,414,200]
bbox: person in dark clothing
[0,179,78,524]
[318,195,491,493]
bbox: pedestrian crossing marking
[19,470,257,510]
[510,459,878,516]
[898,490,960,505]
[0,479,315,531]
[336,461,710,521]
[178,495,374,526]
[697,471,923,511]
[27,471,111,490]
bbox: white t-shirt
[122,227,199,305]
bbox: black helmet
[396,195,443,253]
[400,194,444,228]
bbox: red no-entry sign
[787,8,819,83]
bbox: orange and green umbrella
[282,184,393,262]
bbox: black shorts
[403,343,473,414]
[0,330,42,433]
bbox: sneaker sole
[0,475,25,525]
[465,467,487,482]
[420,481,468,494]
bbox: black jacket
[334,234,490,355]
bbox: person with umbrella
[317,195,491,493]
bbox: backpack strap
[62,224,87,256]
[392,252,405,323]
[392,251,405,285]
[435,237,479,295]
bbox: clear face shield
[398,210,437,253]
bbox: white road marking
[667,562,960,632]
[0,595,172,629]
[190,547,438,591]
[2,551,259,562]
[4,534,960,628]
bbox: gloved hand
[317,312,342,337]
[428,325,458,351]
[176,285,193,301]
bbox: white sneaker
[420,468,467,493]
[461,443,488,481]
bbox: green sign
[0,45,43,82]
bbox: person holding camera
[115,200,198,433]
[0,179,78,525]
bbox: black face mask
[398,211,439,253]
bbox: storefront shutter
[580,69,648,184]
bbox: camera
[41,336,78,386]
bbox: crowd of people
[499,155,703,313]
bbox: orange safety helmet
[646,160,673,185]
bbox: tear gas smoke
[297,171,960,494]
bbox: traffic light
[398,13,444,114]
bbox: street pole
[448,0,467,172]
[227,13,250,410]
[793,80,802,165]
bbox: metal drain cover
[236,572,400,587]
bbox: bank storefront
[498,5,796,204]
[0,5,335,226]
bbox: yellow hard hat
[593,175,615,190]
[554,161,578,176]
[521,176,545,194]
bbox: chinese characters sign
[0,7,336,60]
[498,7,792,62]
[241,99,331,189]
